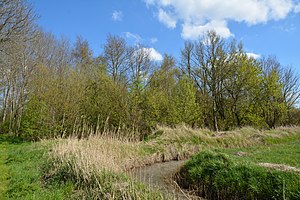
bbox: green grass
[0,135,73,200]
[176,135,300,200]
[219,137,300,168]
[0,134,167,200]
[141,126,300,162]
[177,150,300,200]
[0,143,9,197]
[1,126,300,199]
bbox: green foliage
[260,69,287,128]
[0,135,73,199]
[224,54,263,128]
[143,59,201,129]
[20,96,50,138]
[178,150,300,200]
[82,71,129,130]
[143,60,178,127]
[3,31,299,139]
[172,75,201,126]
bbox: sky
[29,0,300,72]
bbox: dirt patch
[258,163,300,173]
[234,151,248,157]
[129,160,203,199]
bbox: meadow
[0,126,299,199]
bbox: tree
[172,75,201,126]
[127,45,152,131]
[180,41,194,79]
[144,54,178,127]
[21,31,73,136]
[193,31,230,131]
[0,0,37,133]
[103,34,129,84]
[0,0,36,44]
[281,67,300,109]
[223,51,262,127]
[259,56,287,128]
[72,36,94,71]
[281,67,300,125]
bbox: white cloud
[112,10,123,21]
[145,0,170,6]
[246,52,261,59]
[182,20,233,40]
[267,0,294,20]
[158,9,177,29]
[274,23,296,32]
[150,37,158,43]
[124,32,142,44]
[145,0,297,39]
[142,47,163,61]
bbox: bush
[177,151,300,200]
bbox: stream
[129,160,203,200]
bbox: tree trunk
[2,86,10,123]
[213,99,218,132]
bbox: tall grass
[152,125,300,147]
[137,125,300,164]
[46,126,300,199]
[46,133,169,199]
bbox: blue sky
[29,0,300,72]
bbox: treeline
[0,0,300,138]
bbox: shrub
[177,151,300,200]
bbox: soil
[129,160,203,200]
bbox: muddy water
[129,161,203,200]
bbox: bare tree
[0,36,36,130]
[103,34,130,83]
[180,41,194,79]
[72,36,93,68]
[0,0,36,44]
[0,0,37,130]
[193,31,229,131]
[128,45,152,91]
[127,45,152,131]
[281,67,300,109]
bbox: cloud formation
[158,9,177,28]
[124,32,142,44]
[145,0,297,39]
[142,47,163,61]
[150,37,158,43]
[182,20,233,39]
[246,52,261,59]
[112,10,123,21]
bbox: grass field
[0,135,73,200]
[220,138,300,168]
[0,135,166,199]
[0,126,300,199]
[177,130,300,200]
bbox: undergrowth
[143,126,300,160]
[176,150,300,200]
